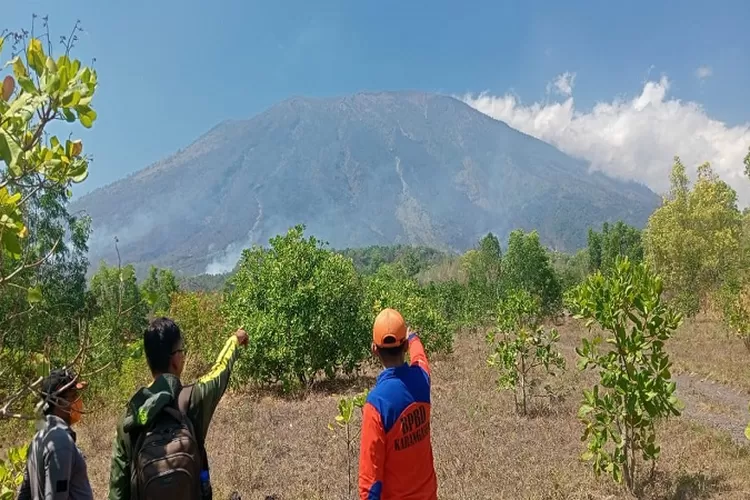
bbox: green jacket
[107,336,240,500]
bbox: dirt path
[674,372,750,445]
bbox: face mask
[68,398,83,425]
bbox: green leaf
[61,90,81,107]
[62,108,76,122]
[27,286,43,304]
[26,38,46,76]
[0,128,22,171]
[76,105,97,128]
[17,76,37,94]
[2,232,22,259]
[11,57,27,79]
[45,56,57,74]
[745,423,750,441]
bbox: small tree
[141,265,179,317]
[503,230,562,317]
[644,158,741,316]
[462,232,503,325]
[487,289,565,416]
[328,390,368,499]
[567,257,682,492]
[168,291,226,381]
[365,264,453,354]
[224,225,370,389]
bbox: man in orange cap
[358,308,437,500]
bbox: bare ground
[66,318,750,500]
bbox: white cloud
[548,71,576,96]
[696,65,713,80]
[462,74,750,205]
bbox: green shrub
[567,257,682,492]
[487,290,565,415]
[223,225,370,389]
[366,264,453,354]
[0,444,28,499]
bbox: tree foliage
[141,265,178,317]
[568,257,682,492]
[0,21,101,419]
[462,232,503,325]
[365,263,453,354]
[644,158,742,316]
[0,443,27,499]
[339,245,447,277]
[0,23,97,293]
[587,221,642,274]
[224,225,370,388]
[168,291,227,381]
[549,249,589,292]
[503,230,562,316]
[487,289,565,415]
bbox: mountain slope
[74,91,659,275]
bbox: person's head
[144,317,185,378]
[40,368,87,425]
[371,308,408,368]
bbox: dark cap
[40,368,87,401]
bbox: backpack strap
[177,384,210,476]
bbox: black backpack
[129,385,210,500]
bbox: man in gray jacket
[17,368,94,500]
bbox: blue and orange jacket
[359,334,437,500]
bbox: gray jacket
[17,415,93,500]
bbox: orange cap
[373,308,407,347]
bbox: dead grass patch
[7,317,750,499]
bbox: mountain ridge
[73,90,659,276]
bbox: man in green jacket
[107,317,248,500]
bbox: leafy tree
[462,232,503,325]
[141,265,178,316]
[339,245,447,277]
[567,257,682,492]
[423,279,469,334]
[86,261,149,394]
[0,21,99,419]
[168,291,227,380]
[365,263,453,354]
[718,147,750,350]
[644,158,742,316]
[224,225,370,388]
[587,228,602,272]
[549,249,589,292]
[486,289,565,415]
[588,221,643,274]
[503,230,562,316]
[0,23,97,292]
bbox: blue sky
[5,0,750,196]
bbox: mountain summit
[74,91,659,275]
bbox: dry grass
[667,315,750,393]
[66,318,750,499]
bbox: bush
[567,257,682,492]
[486,290,565,415]
[0,444,28,499]
[169,291,228,381]
[223,225,370,389]
[503,230,562,317]
[365,264,453,354]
